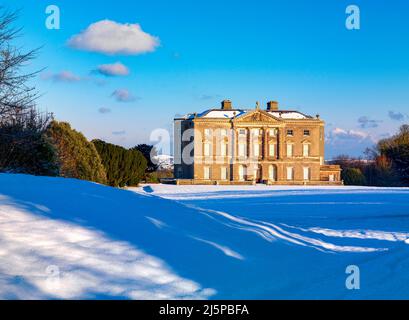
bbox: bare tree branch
[0,7,55,175]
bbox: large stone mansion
[173,100,341,185]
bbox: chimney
[221,100,232,110]
[266,101,278,111]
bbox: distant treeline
[333,124,409,187]
[0,117,172,187]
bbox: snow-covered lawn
[2,174,409,299]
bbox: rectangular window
[204,167,210,180]
[269,165,276,181]
[286,144,293,157]
[204,128,212,138]
[238,165,245,181]
[239,129,246,136]
[220,142,228,156]
[286,167,294,180]
[329,174,335,182]
[303,167,310,180]
[204,143,211,156]
[303,144,310,157]
[269,144,275,157]
[221,167,227,180]
[304,130,310,136]
[238,143,246,157]
[287,129,294,136]
[253,143,260,157]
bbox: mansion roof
[175,100,320,122]
[178,109,314,121]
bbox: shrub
[377,125,409,186]
[132,144,158,173]
[145,172,160,183]
[342,167,366,186]
[46,121,107,184]
[93,139,147,187]
[0,111,58,176]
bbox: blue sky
[8,0,409,158]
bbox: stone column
[278,127,283,160]
[230,126,236,181]
[247,127,251,159]
[263,128,268,159]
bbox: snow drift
[1,174,409,299]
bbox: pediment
[233,110,281,123]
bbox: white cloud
[111,89,138,103]
[357,116,381,129]
[42,71,108,86]
[326,127,376,158]
[98,107,111,114]
[95,62,130,77]
[328,127,373,142]
[41,71,81,83]
[388,110,407,121]
[199,94,222,101]
[67,20,159,55]
[112,130,126,136]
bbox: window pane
[287,167,293,180]
[253,143,259,157]
[238,143,246,157]
[238,165,245,180]
[287,144,293,157]
[303,144,309,157]
[204,167,210,179]
[269,144,275,157]
[220,143,226,156]
[269,165,276,180]
[204,143,210,156]
[303,167,310,180]
[221,167,227,180]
